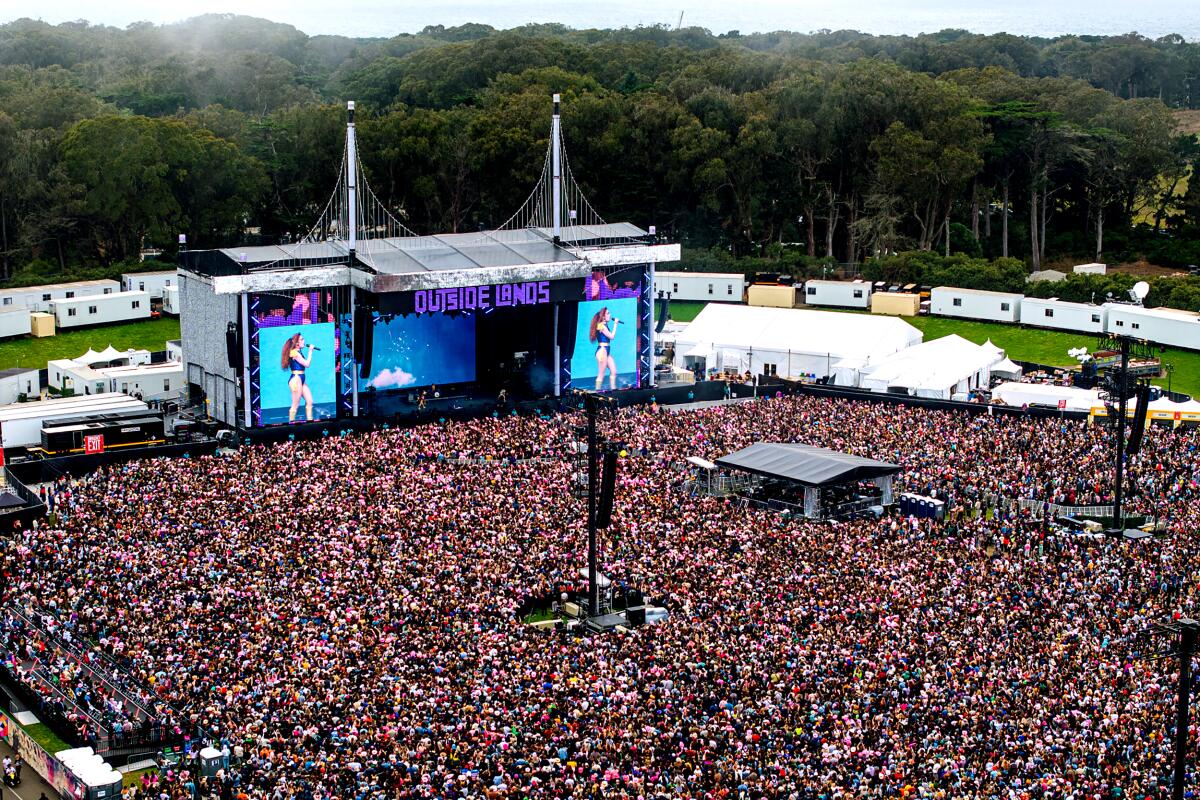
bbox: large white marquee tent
[856,334,1006,399]
[671,304,922,381]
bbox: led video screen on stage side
[364,312,476,391]
[586,268,642,301]
[570,297,638,391]
[251,290,341,426]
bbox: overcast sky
[6,0,1198,40]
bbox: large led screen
[364,312,476,391]
[257,322,337,424]
[251,290,341,426]
[570,298,638,391]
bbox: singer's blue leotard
[596,326,612,355]
[289,348,307,385]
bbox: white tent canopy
[672,304,922,380]
[96,345,126,362]
[74,345,143,366]
[75,348,104,366]
[1149,397,1200,414]
[992,358,1023,379]
[856,334,1005,399]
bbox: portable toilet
[931,498,945,520]
[200,746,224,777]
[56,748,123,800]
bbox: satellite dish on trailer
[1132,281,1150,302]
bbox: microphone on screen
[308,345,322,351]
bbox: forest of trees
[2,14,1200,308]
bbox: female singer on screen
[588,307,620,391]
[281,333,316,422]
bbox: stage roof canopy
[189,223,651,277]
[715,442,901,487]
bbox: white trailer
[163,284,180,315]
[0,279,121,313]
[0,368,41,405]
[1104,304,1200,351]
[50,291,151,329]
[0,392,148,448]
[0,307,31,339]
[1019,298,1107,334]
[103,361,185,401]
[654,271,746,303]
[122,270,177,299]
[931,287,1022,323]
[802,279,872,309]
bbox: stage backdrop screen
[571,298,638,391]
[257,322,338,424]
[365,312,476,390]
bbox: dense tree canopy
[0,14,1199,310]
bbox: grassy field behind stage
[0,317,181,371]
[665,301,708,323]
[664,301,1200,397]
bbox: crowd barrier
[8,441,219,486]
[1016,497,1116,518]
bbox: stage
[178,98,679,432]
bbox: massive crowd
[3,394,1200,799]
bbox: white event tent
[992,382,1101,411]
[672,304,922,381]
[856,334,1006,399]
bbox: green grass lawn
[667,301,708,323]
[903,316,1200,397]
[0,317,181,371]
[21,721,71,755]
[663,301,1200,397]
[123,767,159,788]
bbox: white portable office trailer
[0,392,148,448]
[162,284,180,314]
[122,270,177,299]
[802,279,872,309]
[0,307,31,339]
[50,291,152,329]
[1104,304,1200,350]
[102,361,185,401]
[48,347,153,395]
[0,279,121,313]
[1018,298,1107,334]
[654,271,746,303]
[0,368,41,405]
[930,287,1022,323]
